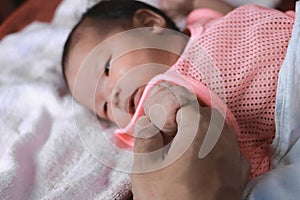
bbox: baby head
[62,0,187,128]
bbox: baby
[61,0,295,180]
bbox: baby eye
[104,58,111,76]
[103,102,108,114]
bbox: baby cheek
[109,107,132,128]
[94,101,104,120]
[110,58,131,77]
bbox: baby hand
[143,81,198,137]
[159,0,194,19]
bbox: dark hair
[61,0,179,85]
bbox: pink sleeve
[285,10,295,18]
[186,8,224,27]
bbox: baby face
[65,25,181,128]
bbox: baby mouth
[129,87,144,115]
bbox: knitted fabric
[162,5,294,179]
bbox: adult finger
[134,116,164,153]
[165,102,201,161]
[133,116,166,173]
[145,82,198,134]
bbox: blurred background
[0,0,296,25]
[0,0,26,23]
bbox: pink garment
[115,5,295,179]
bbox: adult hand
[132,85,250,199]
[142,81,197,139]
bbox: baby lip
[128,89,138,115]
[128,87,144,115]
[133,88,144,111]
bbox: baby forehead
[70,22,137,58]
[71,21,108,47]
[74,17,132,40]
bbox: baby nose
[110,86,121,108]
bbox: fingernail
[149,104,167,130]
[135,116,151,134]
[135,117,160,139]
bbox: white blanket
[0,0,133,199]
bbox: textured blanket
[0,0,133,199]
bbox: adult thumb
[134,116,164,153]
[166,103,200,161]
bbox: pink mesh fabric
[162,5,294,179]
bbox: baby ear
[132,9,167,33]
